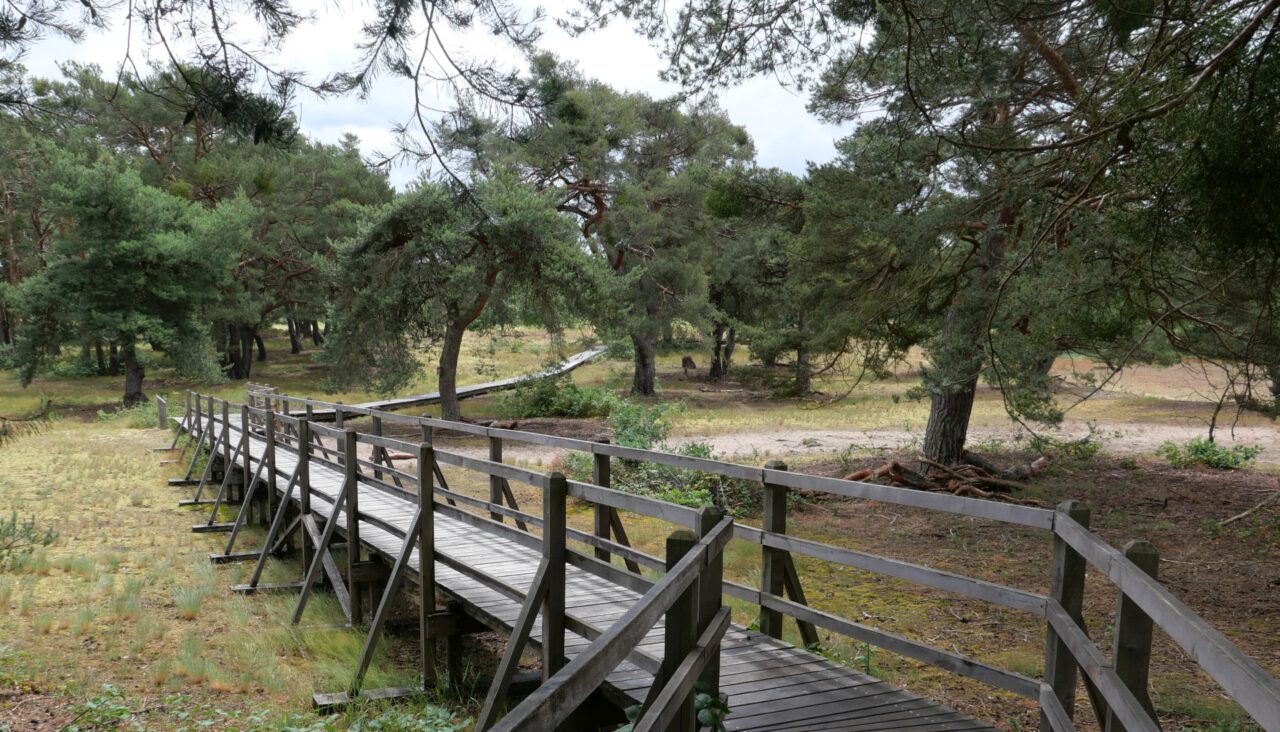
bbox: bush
[0,343,16,370]
[1030,423,1115,464]
[497,376,618,419]
[0,512,58,571]
[96,399,160,429]
[608,400,673,449]
[1158,437,1263,470]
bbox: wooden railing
[168,389,1280,732]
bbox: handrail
[244,389,1056,526]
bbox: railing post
[593,442,612,563]
[1105,540,1160,732]
[760,460,788,639]
[221,400,231,470]
[265,410,277,522]
[299,419,312,572]
[335,401,344,431]
[542,472,567,679]
[240,405,252,521]
[344,428,362,624]
[1042,500,1090,732]
[370,415,384,480]
[489,435,504,522]
[663,528,698,732]
[157,396,167,429]
[417,443,437,689]
[184,391,192,431]
[696,507,724,696]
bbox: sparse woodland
[0,0,1278,730]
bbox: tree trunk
[310,320,324,346]
[287,316,304,354]
[226,323,251,380]
[254,329,266,362]
[920,205,1010,466]
[95,342,106,375]
[108,341,120,376]
[121,341,146,407]
[239,326,254,379]
[631,333,658,396]
[724,327,736,376]
[438,320,465,422]
[794,313,811,395]
[921,372,980,465]
[709,323,726,380]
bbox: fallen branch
[1221,485,1280,526]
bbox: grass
[0,420,469,728]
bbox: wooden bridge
[157,390,1280,732]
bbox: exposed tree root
[842,454,1047,506]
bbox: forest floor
[0,328,1276,730]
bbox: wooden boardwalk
[210,416,996,731]
[164,391,1280,732]
[257,345,607,422]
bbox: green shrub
[0,512,58,570]
[96,399,160,429]
[497,376,618,419]
[0,343,16,370]
[608,400,673,449]
[1158,437,1263,470]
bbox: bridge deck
[196,418,996,731]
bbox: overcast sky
[21,1,852,189]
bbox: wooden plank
[191,522,235,533]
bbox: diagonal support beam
[475,561,551,731]
[292,469,353,625]
[302,514,353,624]
[347,493,427,695]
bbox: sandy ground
[677,420,1280,466]
[409,416,1279,468]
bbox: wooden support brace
[345,462,432,698]
[475,562,551,731]
[245,460,304,589]
[608,508,643,575]
[780,554,821,648]
[499,479,529,532]
[291,479,352,624]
